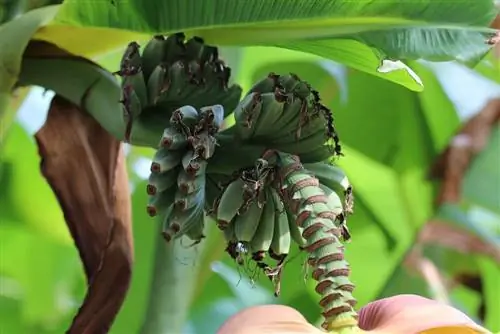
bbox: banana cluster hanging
[115,34,357,330]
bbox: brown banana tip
[146,206,157,217]
[146,184,157,195]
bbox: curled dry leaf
[429,99,500,205]
[35,95,133,334]
[418,220,500,263]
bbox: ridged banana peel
[18,33,357,330]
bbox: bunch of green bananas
[17,33,357,330]
[116,35,356,329]
[115,34,243,147]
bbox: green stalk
[140,222,204,334]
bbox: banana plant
[0,1,499,334]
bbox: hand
[217,294,490,334]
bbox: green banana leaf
[0,7,58,145]
[32,0,497,91]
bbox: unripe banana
[177,169,202,194]
[249,189,275,254]
[234,92,263,140]
[216,178,246,228]
[183,216,206,243]
[190,131,218,160]
[247,72,280,95]
[150,148,183,174]
[234,200,263,242]
[298,145,333,164]
[174,187,204,211]
[160,126,188,150]
[163,33,187,64]
[303,162,351,196]
[147,64,168,104]
[120,84,143,120]
[147,190,175,217]
[163,203,204,242]
[170,105,200,135]
[272,97,304,137]
[319,185,344,217]
[182,151,205,176]
[147,167,179,195]
[270,190,292,257]
[156,61,188,102]
[252,93,286,138]
[122,72,148,108]
[114,41,142,76]
[278,73,301,94]
[286,209,306,247]
[222,218,236,242]
[141,35,167,82]
[184,36,205,61]
[198,104,225,133]
[277,130,327,155]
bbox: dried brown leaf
[35,96,133,334]
[417,220,500,263]
[429,99,500,205]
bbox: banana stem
[140,222,204,334]
[278,154,358,331]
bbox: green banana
[275,129,327,155]
[198,104,225,132]
[141,35,167,82]
[177,169,203,194]
[319,185,344,217]
[182,151,205,176]
[163,203,205,242]
[114,41,142,76]
[234,199,263,242]
[147,167,179,195]
[120,84,143,120]
[297,145,334,164]
[154,61,189,104]
[251,93,286,139]
[185,36,205,61]
[249,189,275,255]
[286,208,306,247]
[303,162,351,197]
[122,72,148,108]
[174,187,204,211]
[170,105,200,135]
[147,189,176,217]
[222,218,236,242]
[271,98,304,138]
[216,178,246,227]
[234,92,263,140]
[183,215,206,243]
[160,126,188,150]
[247,72,280,95]
[151,148,183,173]
[147,64,168,105]
[278,73,301,94]
[163,33,187,64]
[270,189,292,257]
